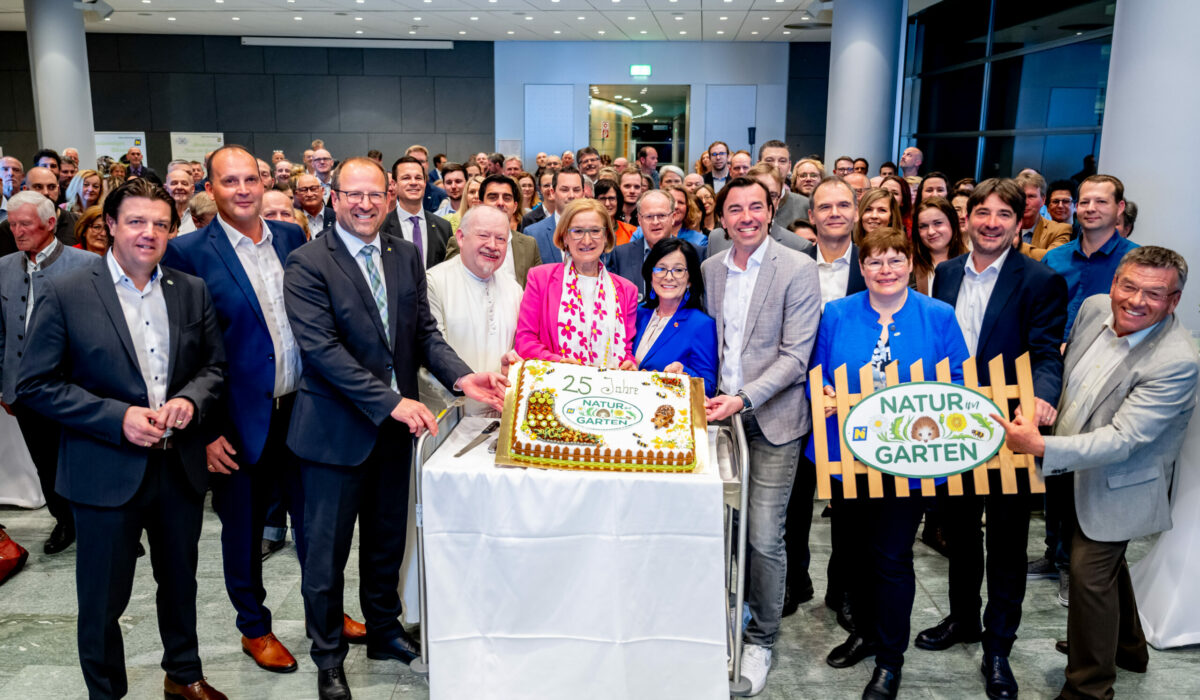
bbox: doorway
[589,84,690,169]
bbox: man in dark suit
[609,189,676,298]
[377,155,451,268]
[16,178,227,700]
[524,167,586,265]
[0,192,97,554]
[920,177,1068,700]
[163,145,351,675]
[0,166,79,255]
[283,157,508,700]
[125,146,161,185]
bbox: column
[824,0,907,172]
[1099,0,1200,332]
[24,0,97,169]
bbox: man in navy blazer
[921,178,1067,700]
[524,167,586,264]
[16,179,227,700]
[609,189,678,298]
[163,145,339,674]
[283,157,508,700]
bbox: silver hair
[1117,246,1189,291]
[459,202,509,233]
[636,188,673,215]
[658,164,685,180]
[6,191,56,225]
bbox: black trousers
[300,423,412,670]
[1043,472,1076,569]
[14,404,72,527]
[72,449,205,699]
[938,476,1032,656]
[784,436,817,596]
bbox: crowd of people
[0,135,1195,700]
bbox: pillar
[25,0,97,170]
[1099,0,1200,332]
[824,0,907,171]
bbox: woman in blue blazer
[631,238,718,397]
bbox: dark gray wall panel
[427,41,492,78]
[435,77,493,134]
[368,133,446,165]
[203,37,264,74]
[10,71,35,132]
[0,74,16,131]
[91,73,153,131]
[445,133,494,163]
[150,74,217,132]
[265,47,328,76]
[338,76,401,133]
[318,133,369,160]
[119,35,206,73]
[85,35,121,73]
[787,43,831,163]
[216,74,276,132]
[400,77,436,133]
[363,49,425,77]
[0,131,39,166]
[328,49,363,76]
[274,75,338,133]
[254,133,314,164]
[223,132,256,156]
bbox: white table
[421,417,729,700]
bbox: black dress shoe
[365,628,420,664]
[43,522,75,555]
[317,666,352,700]
[920,523,950,557]
[261,538,285,562]
[827,633,877,669]
[915,616,982,651]
[782,580,814,618]
[863,665,901,700]
[981,654,1018,699]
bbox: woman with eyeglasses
[807,227,968,699]
[593,178,635,245]
[73,205,108,254]
[514,198,638,369]
[633,238,717,396]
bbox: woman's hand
[822,385,837,418]
[618,359,638,370]
[663,361,685,374]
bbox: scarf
[556,260,626,368]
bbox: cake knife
[454,420,500,457]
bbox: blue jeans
[742,414,801,648]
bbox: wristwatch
[736,391,753,413]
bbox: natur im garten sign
[843,382,1006,479]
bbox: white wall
[494,42,790,169]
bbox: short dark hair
[641,238,706,312]
[714,176,775,221]
[333,156,388,191]
[1047,179,1077,200]
[592,178,625,212]
[854,157,869,169]
[440,162,466,179]
[488,152,505,165]
[880,161,898,172]
[552,166,582,191]
[1121,200,1138,237]
[366,149,383,161]
[834,155,854,167]
[637,146,657,161]
[1081,174,1125,203]
[576,146,599,161]
[433,153,447,167]
[391,155,426,179]
[480,173,519,203]
[967,178,1025,217]
[33,148,60,168]
[858,227,912,262]
[757,139,789,160]
[102,177,179,240]
[914,171,950,208]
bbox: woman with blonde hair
[447,174,484,231]
[791,158,825,199]
[64,169,103,215]
[853,188,904,245]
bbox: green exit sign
[630,64,652,78]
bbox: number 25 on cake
[495,360,705,472]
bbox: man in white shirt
[296,173,332,235]
[380,155,453,269]
[166,168,196,235]
[427,206,523,415]
[311,148,335,198]
[806,177,866,309]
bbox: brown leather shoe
[343,614,367,644]
[164,676,228,700]
[242,632,298,673]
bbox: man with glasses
[704,141,731,191]
[520,168,555,229]
[296,174,334,235]
[706,164,812,261]
[833,156,855,178]
[311,149,335,199]
[610,189,676,298]
[524,167,586,264]
[1047,179,1082,239]
[379,155,452,269]
[576,147,602,180]
[853,158,869,176]
[444,175,542,287]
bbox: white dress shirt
[1057,314,1158,435]
[304,206,328,237]
[217,215,302,397]
[24,237,61,330]
[107,252,170,412]
[334,223,382,291]
[954,247,1010,355]
[176,209,195,236]
[816,240,853,310]
[719,237,769,395]
[396,206,430,264]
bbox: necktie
[360,245,398,390]
[409,215,425,264]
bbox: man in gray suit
[702,176,821,696]
[706,164,812,261]
[995,246,1199,700]
[0,191,96,554]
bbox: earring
[648,289,657,300]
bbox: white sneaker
[739,644,772,696]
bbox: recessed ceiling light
[459,30,466,34]
[231,16,239,20]
[215,0,223,3]
[751,30,758,34]
[598,30,605,34]
[614,94,622,98]
[413,17,422,21]
[357,0,365,3]
[356,29,363,33]
[525,15,532,20]
[627,16,635,20]
[719,16,727,20]
[294,16,303,21]
[640,30,646,33]
[104,16,111,20]
[717,30,724,34]
[168,16,176,20]
[763,16,770,20]
[141,0,150,4]
[783,30,790,34]
[507,30,514,34]
[554,29,561,33]
[674,15,683,20]
[470,16,478,20]
[679,30,686,34]
[409,30,417,34]
[578,15,585,20]
[355,16,363,21]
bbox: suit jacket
[162,217,308,465]
[707,223,813,261]
[0,244,97,401]
[423,182,448,213]
[15,257,226,507]
[933,249,1068,405]
[520,204,547,231]
[1042,295,1200,542]
[701,238,822,444]
[524,213,563,265]
[1019,216,1072,261]
[378,208,452,269]
[442,229,543,288]
[127,165,161,185]
[0,210,79,255]
[609,241,648,297]
[801,242,867,297]
[634,305,719,397]
[283,229,471,467]
[513,263,639,365]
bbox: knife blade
[454,420,501,457]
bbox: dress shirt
[635,310,671,363]
[954,247,1010,355]
[176,209,195,236]
[106,252,170,412]
[711,174,728,192]
[334,222,382,293]
[434,199,457,218]
[1042,231,1139,337]
[1056,314,1157,435]
[396,206,429,262]
[815,241,853,310]
[24,237,61,330]
[217,215,302,397]
[719,237,769,395]
[304,206,328,237]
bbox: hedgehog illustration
[652,405,675,429]
[595,408,611,418]
[911,416,940,443]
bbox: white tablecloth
[0,409,44,508]
[422,417,728,700]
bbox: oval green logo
[560,397,644,431]
[842,382,1005,479]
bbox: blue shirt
[1042,232,1138,338]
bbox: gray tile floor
[1,498,1196,699]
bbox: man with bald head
[899,146,923,178]
[296,173,334,235]
[2,156,24,199]
[844,172,871,201]
[311,148,335,198]
[125,146,160,184]
[0,166,78,254]
[275,160,294,187]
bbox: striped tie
[360,245,398,390]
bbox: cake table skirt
[0,408,45,508]
[422,417,729,700]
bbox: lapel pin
[166,279,174,285]
[673,322,679,327]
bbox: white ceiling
[0,0,844,43]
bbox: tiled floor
[1,497,1196,699]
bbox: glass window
[915,66,986,134]
[981,134,1100,182]
[985,39,1110,131]
[907,2,993,73]
[992,0,1115,51]
[915,137,980,183]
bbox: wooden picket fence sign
[809,352,1044,499]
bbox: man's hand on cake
[705,394,744,422]
[618,359,637,371]
[392,398,438,436]
[459,372,510,412]
[663,362,684,374]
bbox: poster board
[170,132,224,163]
[94,131,145,161]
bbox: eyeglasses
[296,185,324,195]
[312,157,333,164]
[1049,198,1074,206]
[1115,281,1177,305]
[862,257,909,272]
[335,189,386,204]
[652,266,688,279]
[567,227,604,240]
[640,213,670,222]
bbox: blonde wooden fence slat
[988,356,1020,494]
[910,360,938,497]
[810,366,833,500]
[834,365,857,499]
[883,362,909,497]
[962,357,991,496]
[861,364,885,498]
[936,358,964,496]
